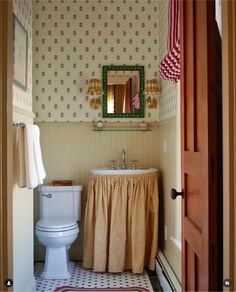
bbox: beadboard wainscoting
[34,122,160,261]
[155,117,181,281]
[34,120,181,282]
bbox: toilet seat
[36,218,78,232]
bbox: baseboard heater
[156,251,181,292]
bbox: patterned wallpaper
[32,0,161,122]
[158,0,177,121]
[13,0,32,112]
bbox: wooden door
[0,0,13,291]
[180,0,221,290]
[222,1,236,289]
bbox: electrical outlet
[164,225,168,240]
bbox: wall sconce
[87,79,102,110]
[143,79,160,109]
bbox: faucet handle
[130,160,138,170]
[110,160,117,170]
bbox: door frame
[222,1,236,290]
[0,0,235,291]
[0,0,13,291]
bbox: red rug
[54,286,150,292]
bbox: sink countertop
[90,168,158,175]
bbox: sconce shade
[87,79,102,95]
[143,79,160,94]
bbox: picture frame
[13,15,28,91]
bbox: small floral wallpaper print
[33,0,163,122]
[13,0,32,112]
[158,0,177,121]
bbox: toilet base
[41,247,74,280]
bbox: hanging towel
[16,126,26,188]
[33,125,46,185]
[24,124,46,189]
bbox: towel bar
[13,122,25,128]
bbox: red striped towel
[159,0,180,82]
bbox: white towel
[16,127,26,188]
[24,124,46,189]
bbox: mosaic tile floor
[35,262,155,292]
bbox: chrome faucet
[121,149,127,169]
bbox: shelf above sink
[92,126,152,132]
[90,168,158,175]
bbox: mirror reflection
[107,70,140,114]
[102,65,145,118]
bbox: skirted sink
[84,166,159,273]
[90,168,158,175]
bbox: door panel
[185,174,202,229]
[181,0,220,290]
[184,218,201,258]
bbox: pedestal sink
[90,168,158,175]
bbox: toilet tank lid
[36,218,78,230]
[38,185,83,192]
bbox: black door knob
[170,188,184,200]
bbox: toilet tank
[38,185,83,220]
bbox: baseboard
[156,251,181,292]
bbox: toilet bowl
[36,218,79,279]
[35,185,83,280]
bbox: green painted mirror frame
[102,65,145,118]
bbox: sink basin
[90,168,158,175]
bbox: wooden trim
[180,0,185,288]
[222,1,236,291]
[0,1,13,291]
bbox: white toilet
[35,185,83,280]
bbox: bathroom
[12,0,182,291]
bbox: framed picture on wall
[13,15,28,91]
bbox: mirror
[102,65,145,118]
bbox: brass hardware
[87,78,103,110]
[89,97,102,110]
[145,96,158,109]
[143,79,160,109]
